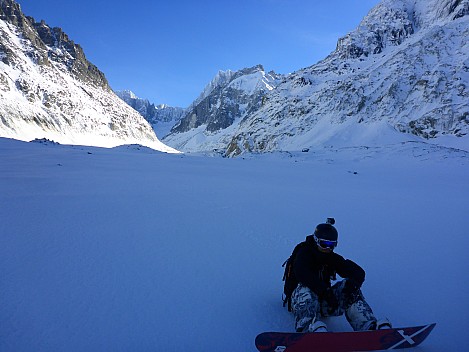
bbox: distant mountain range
[1,0,468,155]
[114,90,185,139]
[0,0,177,152]
[154,0,469,155]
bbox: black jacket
[293,235,365,298]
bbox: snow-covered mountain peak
[221,0,469,156]
[0,0,178,152]
[116,89,138,100]
[191,69,236,107]
[334,0,414,60]
[144,0,469,156]
[227,66,277,95]
[158,0,468,156]
[189,65,274,110]
[333,0,469,61]
[162,65,282,151]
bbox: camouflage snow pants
[291,280,376,332]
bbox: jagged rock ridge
[0,0,107,88]
[0,0,177,152]
[162,64,282,152]
[172,64,280,133]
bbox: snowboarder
[290,219,391,333]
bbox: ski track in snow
[0,137,468,351]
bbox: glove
[322,288,339,313]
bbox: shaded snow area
[1,137,468,351]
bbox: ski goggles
[314,235,337,250]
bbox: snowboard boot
[376,318,392,330]
[364,318,392,331]
[307,320,328,333]
[363,320,377,331]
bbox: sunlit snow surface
[1,137,468,351]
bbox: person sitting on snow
[291,220,391,333]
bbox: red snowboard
[255,323,436,352]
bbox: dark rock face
[335,2,415,60]
[0,0,108,88]
[171,65,280,134]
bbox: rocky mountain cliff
[0,0,177,152]
[225,0,469,156]
[161,0,469,156]
[162,64,281,152]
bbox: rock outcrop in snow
[0,0,178,152]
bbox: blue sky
[18,0,380,107]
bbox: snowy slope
[0,0,178,153]
[1,137,468,351]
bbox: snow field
[0,138,468,351]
